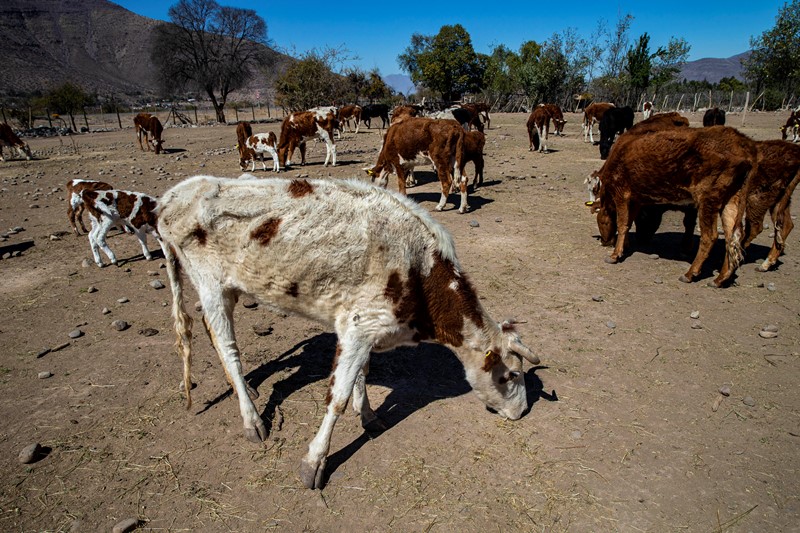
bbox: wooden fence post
[82,107,89,132]
[251,105,255,121]
[742,91,750,126]
[116,106,122,129]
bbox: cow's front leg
[299,329,372,489]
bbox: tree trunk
[206,89,226,123]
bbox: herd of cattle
[2,100,799,490]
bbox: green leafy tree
[743,0,800,99]
[626,33,653,96]
[398,24,484,101]
[650,37,691,93]
[152,0,268,123]
[363,69,393,101]
[482,45,520,103]
[45,82,93,131]
[274,52,340,111]
[718,76,747,92]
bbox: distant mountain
[0,0,291,99]
[383,74,416,96]
[678,52,750,84]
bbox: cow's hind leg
[199,286,267,443]
[681,205,720,283]
[351,361,385,434]
[202,314,259,401]
[758,200,794,272]
[300,328,372,489]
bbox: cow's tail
[164,242,194,409]
[727,161,757,271]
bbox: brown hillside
[0,0,290,99]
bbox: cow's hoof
[244,420,268,443]
[245,383,259,400]
[604,256,618,264]
[435,205,445,212]
[363,417,387,436]
[299,457,327,489]
[678,274,692,283]
[755,262,772,272]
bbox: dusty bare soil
[0,111,798,532]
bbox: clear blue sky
[112,0,786,76]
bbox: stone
[653,277,663,284]
[606,321,616,329]
[117,297,129,304]
[691,323,703,329]
[139,328,158,337]
[81,258,92,268]
[468,220,480,228]
[18,443,41,464]
[242,297,258,309]
[102,307,111,315]
[592,295,604,302]
[36,348,51,358]
[690,311,700,319]
[112,320,129,331]
[767,283,776,292]
[649,254,659,260]
[68,329,83,339]
[759,330,778,339]
[38,371,52,379]
[112,518,139,533]
[719,385,731,397]
[742,396,756,407]
[762,324,779,333]
[253,325,273,336]
[87,286,98,293]
[149,280,165,290]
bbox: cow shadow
[199,331,551,485]
[160,148,186,154]
[409,191,494,212]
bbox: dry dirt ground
[0,111,798,532]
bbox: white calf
[78,189,164,266]
[158,175,540,490]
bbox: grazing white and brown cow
[591,126,757,287]
[242,132,279,172]
[703,107,726,127]
[526,104,566,153]
[133,113,165,154]
[337,105,362,133]
[583,102,615,143]
[391,104,422,123]
[780,110,799,142]
[0,123,33,161]
[642,101,653,120]
[364,116,468,212]
[77,188,163,266]
[158,175,540,489]
[277,109,338,168]
[235,121,253,167]
[66,179,115,235]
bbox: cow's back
[158,176,456,323]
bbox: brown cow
[133,113,164,154]
[592,126,757,287]
[391,104,422,124]
[527,104,566,153]
[463,130,486,189]
[0,123,32,161]
[337,105,362,133]
[583,102,615,143]
[460,102,491,130]
[742,140,800,271]
[364,116,467,213]
[277,109,338,168]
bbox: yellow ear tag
[485,350,493,359]
[585,201,594,206]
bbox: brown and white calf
[235,121,253,166]
[592,126,757,287]
[463,130,486,189]
[66,179,115,235]
[277,109,338,168]
[77,188,164,266]
[583,102,615,143]
[642,101,653,120]
[337,105,362,133]
[133,113,165,154]
[364,116,468,212]
[780,110,799,142]
[158,175,540,489]
[242,132,279,172]
[526,104,565,153]
[0,123,33,161]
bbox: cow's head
[584,171,601,204]
[17,142,33,160]
[463,320,539,420]
[363,163,390,188]
[554,118,567,134]
[150,137,164,154]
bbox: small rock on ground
[112,320,130,331]
[139,328,158,337]
[719,385,731,396]
[149,280,165,289]
[742,396,756,407]
[38,371,52,379]
[68,329,83,339]
[112,518,139,533]
[18,443,41,464]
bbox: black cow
[361,104,390,129]
[703,107,726,127]
[598,106,634,160]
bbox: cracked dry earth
[0,111,798,532]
